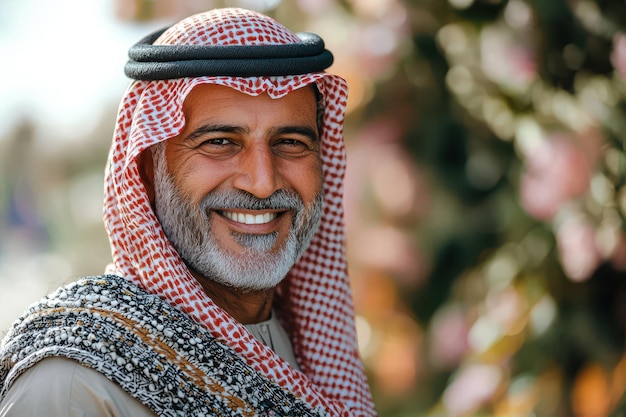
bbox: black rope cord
[124,27,334,80]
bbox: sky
[0,0,165,142]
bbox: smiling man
[146,84,324,326]
[0,8,377,417]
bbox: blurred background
[1,0,625,415]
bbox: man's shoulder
[40,274,154,308]
[59,274,139,295]
[0,357,156,416]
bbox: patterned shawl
[0,275,334,416]
[97,7,376,417]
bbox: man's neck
[191,270,275,325]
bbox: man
[0,8,376,417]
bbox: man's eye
[273,138,318,157]
[276,139,311,149]
[280,139,301,146]
[202,138,231,146]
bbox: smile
[220,211,278,225]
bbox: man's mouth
[220,211,278,225]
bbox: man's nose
[232,145,281,199]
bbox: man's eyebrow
[184,124,246,141]
[273,125,320,142]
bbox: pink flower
[556,216,602,282]
[428,305,470,370]
[520,134,593,221]
[611,32,626,80]
[481,24,537,90]
[443,364,502,415]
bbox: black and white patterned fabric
[0,275,327,417]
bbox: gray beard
[151,143,323,292]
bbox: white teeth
[223,211,277,225]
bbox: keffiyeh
[102,7,375,417]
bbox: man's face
[150,84,324,291]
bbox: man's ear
[136,148,155,205]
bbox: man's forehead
[180,83,319,111]
[175,83,319,133]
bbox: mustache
[200,189,304,213]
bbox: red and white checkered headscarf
[103,7,376,417]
